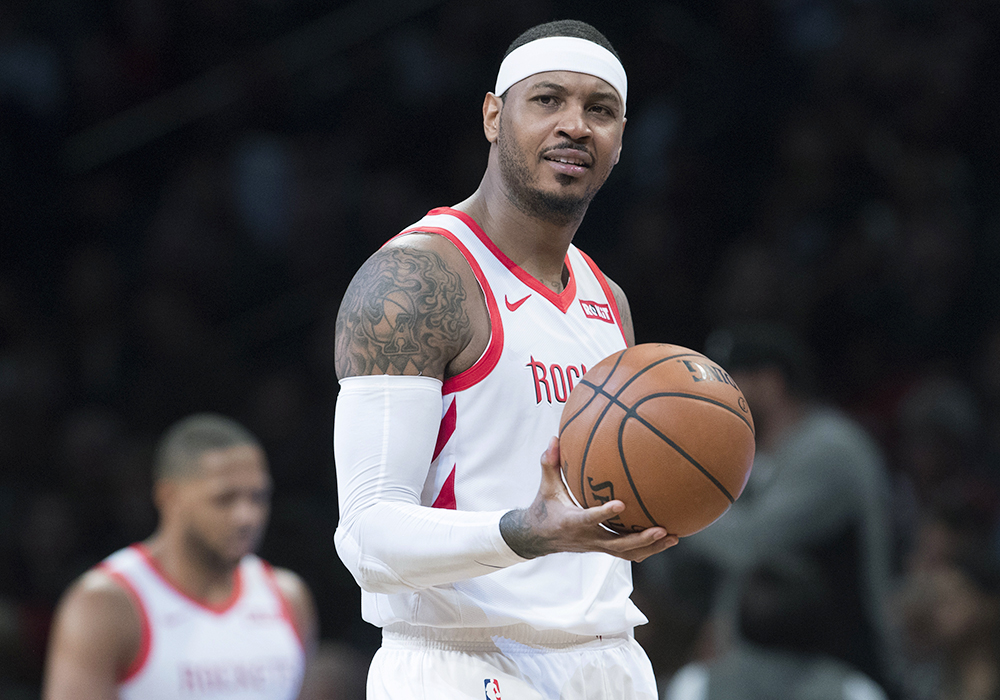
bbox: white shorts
[367,623,658,700]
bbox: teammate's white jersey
[101,544,305,700]
[361,207,644,635]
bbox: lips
[542,147,592,176]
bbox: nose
[555,103,591,142]
[232,495,267,531]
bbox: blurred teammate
[334,18,676,700]
[43,413,317,700]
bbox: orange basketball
[558,343,755,537]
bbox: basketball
[558,343,756,537]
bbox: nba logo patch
[484,678,502,699]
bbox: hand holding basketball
[559,343,756,537]
[499,437,678,562]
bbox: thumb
[541,436,561,470]
[538,436,567,496]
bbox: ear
[153,479,177,515]
[483,92,502,144]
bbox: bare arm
[271,566,319,700]
[43,570,141,700]
[335,239,478,380]
[604,276,635,347]
[271,567,319,660]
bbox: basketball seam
[570,350,630,505]
[641,391,754,435]
[589,385,738,530]
[623,400,737,503]
[560,349,630,431]
[616,413,660,528]
[562,348,750,533]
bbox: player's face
[180,444,272,570]
[493,70,625,223]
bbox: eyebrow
[527,80,622,108]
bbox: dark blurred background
[2,0,999,697]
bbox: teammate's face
[178,444,272,571]
[490,70,625,224]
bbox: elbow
[334,525,422,595]
[354,566,416,595]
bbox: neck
[143,532,238,606]
[454,177,584,292]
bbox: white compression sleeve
[333,374,527,594]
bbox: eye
[534,94,559,107]
[214,491,237,507]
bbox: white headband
[494,36,628,116]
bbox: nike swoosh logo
[505,294,531,312]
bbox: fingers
[540,436,560,469]
[534,435,679,562]
[601,528,679,562]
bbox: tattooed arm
[605,276,635,348]
[333,235,536,592]
[335,235,486,381]
[332,235,674,595]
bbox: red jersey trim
[431,465,458,509]
[260,560,306,653]
[432,398,457,462]
[577,249,629,346]
[97,563,152,683]
[431,207,578,314]
[133,544,243,615]
[393,223,504,394]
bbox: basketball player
[42,413,317,700]
[334,19,677,700]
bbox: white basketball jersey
[362,207,646,635]
[101,545,305,700]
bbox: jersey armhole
[259,560,306,653]
[390,226,505,393]
[576,249,628,346]
[96,563,152,684]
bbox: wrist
[500,509,549,559]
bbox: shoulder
[268,566,313,611]
[44,567,143,696]
[55,567,141,634]
[268,566,319,655]
[334,230,485,380]
[601,274,635,347]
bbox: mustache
[541,143,592,158]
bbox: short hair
[502,19,621,63]
[153,413,260,480]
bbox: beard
[496,115,601,226]
[184,525,246,574]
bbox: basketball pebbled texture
[558,343,756,537]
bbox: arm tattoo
[500,506,551,559]
[335,246,470,378]
[609,282,635,347]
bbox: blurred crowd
[2,0,999,698]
